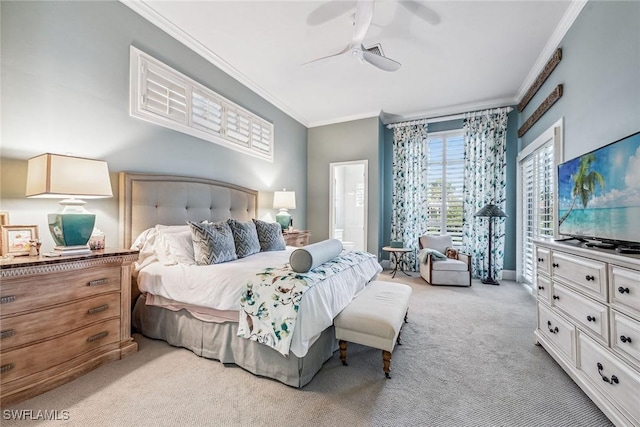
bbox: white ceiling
[125,1,582,127]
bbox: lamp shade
[273,191,296,210]
[26,153,112,254]
[474,204,507,218]
[26,153,113,199]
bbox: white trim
[309,111,382,129]
[516,118,564,283]
[387,107,513,129]
[502,270,517,281]
[121,0,308,127]
[515,1,588,103]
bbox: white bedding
[136,247,381,357]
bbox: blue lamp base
[48,212,95,255]
[275,209,291,231]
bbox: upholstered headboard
[119,172,258,248]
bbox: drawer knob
[0,295,16,304]
[88,278,109,287]
[617,287,630,294]
[0,364,14,374]
[597,362,619,385]
[86,331,109,342]
[0,329,15,339]
[620,335,632,344]
[586,315,596,322]
[547,321,559,334]
[585,275,595,281]
[553,295,559,300]
[538,257,544,262]
[552,263,559,268]
[538,285,544,290]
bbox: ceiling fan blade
[361,49,401,72]
[352,0,374,46]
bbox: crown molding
[121,0,310,127]
[308,110,383,128]
[515,0,587,102]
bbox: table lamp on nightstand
[25,153,113,255]
[273,190,296,231]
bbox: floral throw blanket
[237,250,377,356]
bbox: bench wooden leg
[396,330,402,346]
[404,308,409,323]
[382,350,392,378]
[339,340,348,366]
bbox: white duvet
[136,247,381,357]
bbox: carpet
[2,272,612,426]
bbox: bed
[119,172,381,387]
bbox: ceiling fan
[304,0,401,72]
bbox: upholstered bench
[333,280,412,378]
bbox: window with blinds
[425,130,465,246]
[520,142,555,284]
[130,46,274,161]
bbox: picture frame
[1,225,39,257]
[0,212,8,226]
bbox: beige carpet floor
[2,272,612,427]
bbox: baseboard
[502,270,516,281]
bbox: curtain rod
[386,106,513,129]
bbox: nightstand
[0,249,139,406]
[283,229,310,247]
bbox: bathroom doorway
[329,160,368,252]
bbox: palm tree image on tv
[558,153,605,226]
[557,132,640,244]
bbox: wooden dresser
[534,240,640,427]
[283,229,310,247]
[0,249,139,406]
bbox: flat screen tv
[557,130,640,251]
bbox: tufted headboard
[119,172,258,248]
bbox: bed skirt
[132,294,338,387]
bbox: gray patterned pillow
[252,219,286,252]
[188,221,237,265]
[227,219,261,258]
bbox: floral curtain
[391,123,428,271]
[461,109,509,279]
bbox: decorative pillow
[227,219,261,258]
[290,239,343,273]
[252,219,285,251]
[445,247,459,259]
[188,221,237,265]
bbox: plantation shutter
[521,142,554,284]
[140,59,188,124]
[191,89,224,136]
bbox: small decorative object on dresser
[1,225,39,257]
[0,249,139,406]
[534,239,640,427]
[282,229,310,247]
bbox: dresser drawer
[551,252,607,301]
[538,302,576,363]
[536,274,551,303]
[0,264,121,316]
[0,293,120,351]
[611,310,640,369]
[536,247,551,276]
[0,318,120,384]
[578,332,640,426]
[610,264,640,319]
[553,283,609,345]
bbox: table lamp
[273,190,296,230]
[474,203,508,285]
[25,153,113,255]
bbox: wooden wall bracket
[518,85,563,138]
[518,48,562,112]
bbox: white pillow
[155,225,194,265]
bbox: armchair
[418,235,471,287]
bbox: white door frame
[329,160,368,251]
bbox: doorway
[330,160,368,252]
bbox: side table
[382,246,412,278]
